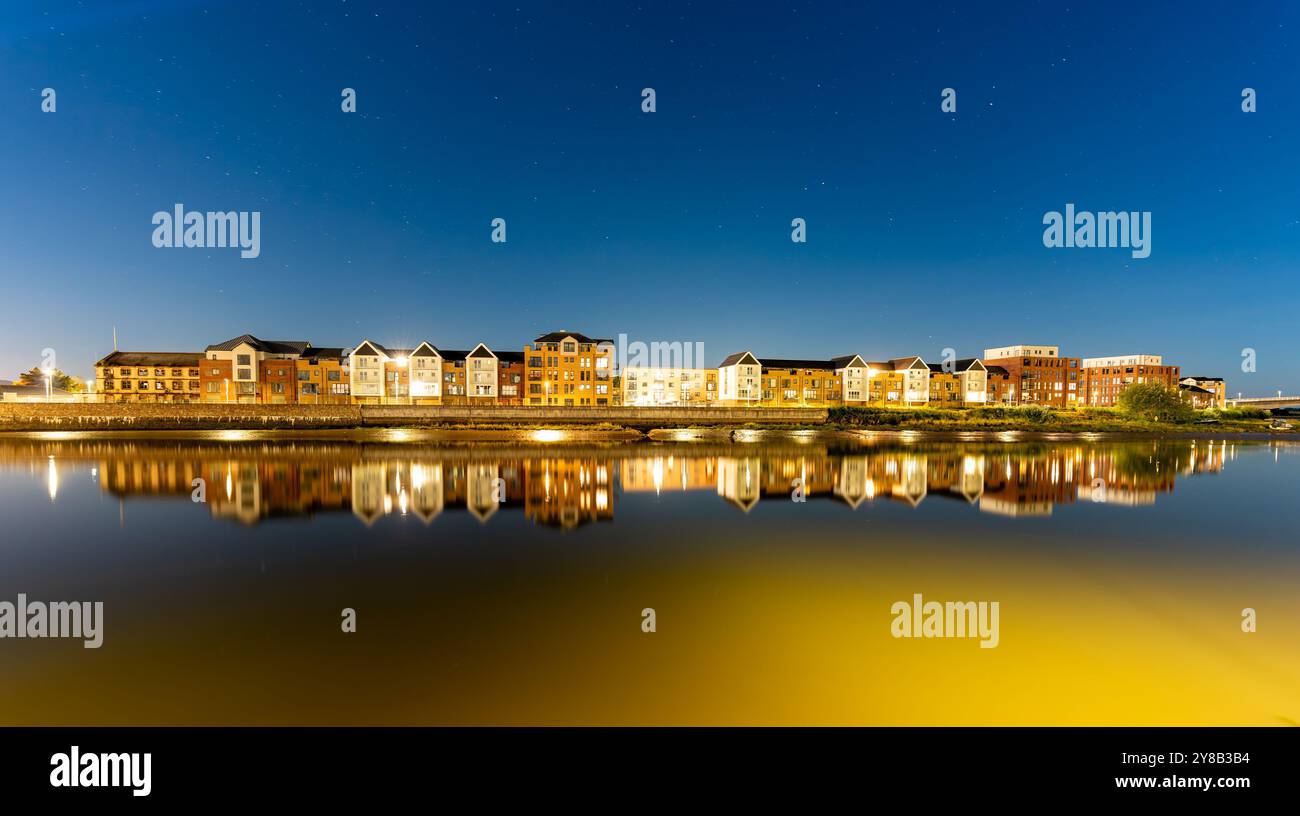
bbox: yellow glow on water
[46,456,58,501]
[531,429,565,443]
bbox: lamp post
[224,378,230,404]
[41,367,53,401]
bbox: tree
[1116,382,1193,423]
[14,367,85,393]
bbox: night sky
[1,1,1296,396]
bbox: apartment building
[348,340,399,404]
[985,365,1017,404]
[295,347,351,405]
[1179,376,1226,409]
[927,359,989,407]
[1079,354,1180,407]
[497,351,525,405]
[864,357,931,406]
[622,367,718,406]
[717,352,762,405]
[349,340,485,405]
[201,334,311,404]
[95,351,202,403]
[716,352,870,406]
[758,359,840,405]
[524,332,614,406]
[465,343,501,401]
[982,345,1079,407]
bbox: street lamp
[41,367,53,401]
[224,378,230,403]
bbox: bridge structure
[1226,396,1300,410]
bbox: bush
[969,404,1058,424]
[1208,407,1269,421]
[1115,383,1194,423]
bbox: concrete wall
[0,402,827,431]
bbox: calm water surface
[1,433,1297,725]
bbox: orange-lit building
[95,351,203,403]
[524,332,614,407]
[295,347,351,404]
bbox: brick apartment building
[982,345,1080,407]
[1080,354,1181,407]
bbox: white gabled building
[831,354,870,403]
[408,341,443,402]
[465,343,499,400]
[717,351,762,404]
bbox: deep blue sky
[1,1,1296,394]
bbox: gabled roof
[1179,384,1214,395]
[985,365,1011,377]
[719,351,760,367]
[831,354,867,369]
[205,334,310,354]
[927,358,986,374]
[96,351,201,367]
[351,340,386,358]
[889,356,928,370]
[410,342,441,358]
[467,343,497,359]
[533,331,613,345]
[1182,375,1223,382]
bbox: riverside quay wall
[0,403,828,431]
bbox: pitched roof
[718,351,760,367]
[985,365,1011,377]
[96,351,202,367]
[533,331,613,345]
[927,358,985,374]
[888,356,928,370]
[758,358,837,371]
[1180,384,1214,395]
[497,351,525,364]
[1183,376,1223,382]
[830,354,867,369]
[205,334,310,354]
[300,347,349,361]
[466,343,497,359]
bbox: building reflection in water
[32,438,1238,529]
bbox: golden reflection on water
[1,436,1297,725]
[2,436,1241,526]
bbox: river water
[1,433,1296,724]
